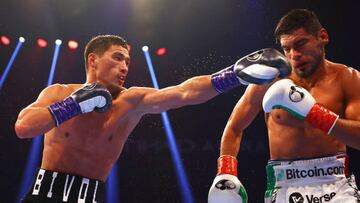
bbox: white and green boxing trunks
[265,153,360,203]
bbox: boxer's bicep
[30,85,63,108]
[15,84,66,138]
[133,76,216,114]
[129,86,177,114]
[344,96,360,121]
[344,69,360,121]
[330,69,360,149]
[220,85,267,156]
[226,84,269,132]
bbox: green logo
[276,169,285,181]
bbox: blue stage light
[142,46,194,203]
[0,37,25,89]
[16,39,62,203]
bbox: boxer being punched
[15,35,290,202]
[209,9,360,203]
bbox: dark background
[1,0,359,202]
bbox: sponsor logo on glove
[289,85,305,102]
[215,179,236,190]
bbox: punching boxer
[209,9,360,203]
[15,35,290,202]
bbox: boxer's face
[92,45,130,94]
[280,28,327,78]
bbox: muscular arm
[220,84,268,156]
[133,75,219,114]
[131,48,290,114]
[333,119,360,149]
[15,85,64,138]
[331,68,360,149]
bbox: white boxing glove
[262,79,339,134]
[208,155,248,203]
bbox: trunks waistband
[25,168,105,202]
[266,153,349,187]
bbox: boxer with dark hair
[209,9,360,203]
[15,34,290,202]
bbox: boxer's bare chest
[267,75,346,159]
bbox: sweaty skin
[15,45,218,181]
[220,28,360,160]
[267,61,350,159]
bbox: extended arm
[135,48,290,114]
[134,75,218,114]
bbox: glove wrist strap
[48,97,82,126]
[217,155,238,176]
[305,103,339,135]
[211,65,241,93]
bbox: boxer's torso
[266,61,351,160]
[41,84,146,181]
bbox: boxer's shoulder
[42,83,83,98]
[327,62,360,90]
[117,86,152,98]
[326,61,357,77]
[45,83,82,92]
[111,86,150,107]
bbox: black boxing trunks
[21,168,105,203]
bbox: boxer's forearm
[15,107,55,138]
[220,130,242,157]
[178,75,218,105]
[331,119,360,150]
[137,75,218,114]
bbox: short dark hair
[84,35,128,71]
[274,9,323,43]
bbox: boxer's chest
[306,81,344,115]
[268,79,344,127]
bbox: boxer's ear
[318,28,329,45]
[88,53,98,70]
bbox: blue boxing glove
[48,83,112,126]
[211,48,291,93]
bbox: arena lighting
[55,39,62,45]
[0,37,25,88]
[142,46,194,203]
[156,47,167,56]
[19,37,25,43]
[16,39,62,203]
[106,164,120,203]
[142,45,149,52]
[37,38,47,48]
[1,35,10,45]
[68,40,78,50]
[47,40,62,86]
